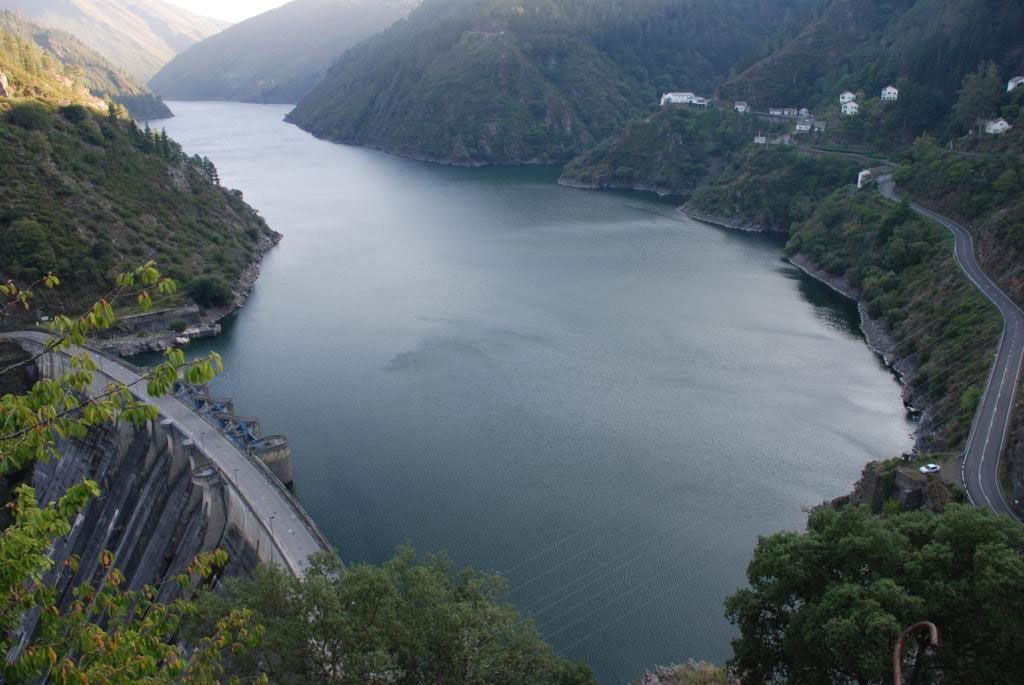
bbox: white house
[795,120,812,132]
[1007,76,1024,93]
[842,101,860,116]
[881,85,899,101]
[782,107,798,117]
[753,134,768,145]
[799,107,811,118]
[690,96,710,107]
[857,170,874,189]
[734,101,749,113]
[769,107,784,117]
[839,91,857,104]
[983,118,1013,135]
[661,92,696,106]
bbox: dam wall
[2,332,332,583]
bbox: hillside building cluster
[659,73,1024,144]
[838,85,898,116]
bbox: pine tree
[158,128,170,158]
[141,122,154,152]
[202,156,220,185]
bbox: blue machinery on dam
[175,382,294,487]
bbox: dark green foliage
[895,136,1024,307]
[58,104,89,123]
[0,220,55,274]
[727,504,1024,684]
[288,0,819,164]
[0,102,278,316]
[150,0,417,104]
[952,60,1006,130]
[5,102,50,129]
[786,189,1000,446]
[561,108,762,194]
[687,146,859,230]
[189,277,232,309]
[190,547,596,685]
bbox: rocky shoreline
[557,176,682,197]
[285,123,571,168]
[95,233,281,357]
[677,205,777,234]
[680,202,934,450]
[784,253,940,451]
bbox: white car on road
[918,463,941,475]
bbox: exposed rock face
[0,70,10,97]
[830,460,952,514]
[922,474,952,512]
[831,461,887,511]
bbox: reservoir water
[154,102,914,683]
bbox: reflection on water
[140,101,914,684]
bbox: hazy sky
[163,0,290,23]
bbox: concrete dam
[2,332,331,618]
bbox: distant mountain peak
[0,0,228,80]
[149,0,418,104]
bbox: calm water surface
[153,102,913,683]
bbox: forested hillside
[560,108,762,195]
[895,135,1024,320]
[150,0,417,104]
[287,0,817,165]
[0,27,277,318]
[720,0,1024,134]
[0,11,170,119]
[0,23,105,109]
[0,0,227,80]
[684,147,858,231]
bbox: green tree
[189,547,596,685]
[189,275,233,308]
[726,504,1024,684]
[0,220,57,278]
[0,265,260,682]
[6,102,51,130]
[953,61,1004,131]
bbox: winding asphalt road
[878,177,1024,519]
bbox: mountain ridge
[0,10,172,119]
[0,0,227,81]
[287,0,818,166]
[150,0,418,104]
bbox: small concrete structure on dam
[1,332,330,597]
